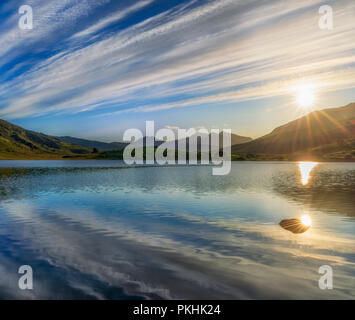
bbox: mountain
[220,132,253,146]
[0,120,91,159]
[57,136,127,151]
[0,102,353,161]
[173,132,252,151]
[232,103,355,160]
[134,132,252,150]
[137,136,166,148]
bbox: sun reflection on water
[301,214,312,227]
[298,161,318,185]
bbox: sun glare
[301,214,312,227]
[297,85,315,108]
[298,161,318,185]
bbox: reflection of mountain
[232,103,355,160]
[0,119,90,159]
[1,163,353,299]
[271,167,355,218]
[280,187,355,218]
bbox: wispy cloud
[72,0,154,38]
[0,0,354,120]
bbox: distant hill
[57,136,127,151]
[232,103,355,160]
[0,120,91,159]
[133,132,252,150]
[136,136,166,148]
[220,132,253,146]
[0,102,353,161]
[174,132,252,151]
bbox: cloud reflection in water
[0,162,354,299]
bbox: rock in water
[279,218,310,234]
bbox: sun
[301,214,312,227]
[297,85,315,108]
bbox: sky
[0,0,354,141]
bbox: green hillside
[0,119,91,159]
[232,103,355,161]
[57,136,127,151]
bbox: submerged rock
[279,218,310,234]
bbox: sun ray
[318,108,351,135]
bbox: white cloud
[0,0,354,119]
[72,0,155,38]
[165,125,180,130]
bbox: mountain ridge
[232,102,355,160]
[0,119,91,159]
[0,102,354,160]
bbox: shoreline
[0,157,354,163]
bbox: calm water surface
[0,161,354,299]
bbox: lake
[0,161,354,299]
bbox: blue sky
[0,0,354,141]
